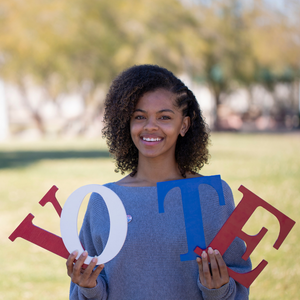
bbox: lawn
[0,133,299,300]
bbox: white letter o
[60,184,127,265]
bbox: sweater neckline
[108,182,157,189]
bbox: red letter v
[9,186,69,259]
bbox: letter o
[60,184,128,265]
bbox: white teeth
[143,137,161,142]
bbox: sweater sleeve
[69,193,109,300]
[197,181,251,300]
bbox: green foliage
[0,0,300,133]
[0,0,196,85]
[1,133,299,299]
[2,0,298,88]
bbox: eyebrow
[133,109,175,114]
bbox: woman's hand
[66,250,105,288]
[196,247,229,289]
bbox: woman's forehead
[136,89,177,107]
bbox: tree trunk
[18,80,46,136]
[213,91,222,131]
[0,80,9,140]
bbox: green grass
[1,133,299,300]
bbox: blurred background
[0,0,300,139]
[0,0,299,299]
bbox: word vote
[9,175,295,288]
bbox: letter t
[157,175,225,261]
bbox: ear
[180,116,190,137]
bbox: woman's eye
[160,116,171,120]
[135,115,145,120]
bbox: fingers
[197,251,213,289]
[66,250,78,277]
[196,247,229,289]
[201,251,213,288]
[90,258,105,283]
[79,255,100,283]
[214,249,229,286]
[196,256,205,286]
[208,247,222,288]
[66,250,105,288]
[73,250,89,279]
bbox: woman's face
[130,88,190,161]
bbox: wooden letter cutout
[9,186,69,259]
[60,184,128,265]
[157,175,225,261]
[9,185,128,265]
[194,185,296,288]
[9,182,296,288]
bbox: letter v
[9,186,70,259]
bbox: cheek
[130,122,140,140]
[164,123,183,137]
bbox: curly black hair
[102,64,210,177]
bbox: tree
[1,0,299,135]
[186,0,300,129]
[185,0,254,129]
[0,0,198,135]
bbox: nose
[144,116,158,131]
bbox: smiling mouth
[142,137,162,142]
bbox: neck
[134,156,183,186]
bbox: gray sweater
[70,181,251,300]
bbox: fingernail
[92,256,98,263]
[214,249,219,254]
[196,257,201,263]
[72,250,78,256]
[202,251,207,258]
[82,250,88,257]
[208,247,213,254]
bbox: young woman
[66,65,251,299]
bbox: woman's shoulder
[218,179,233,198]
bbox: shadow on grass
[0,150,111,169]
